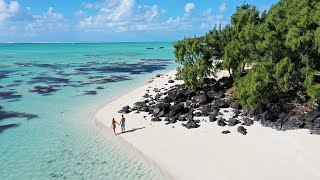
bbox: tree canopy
[174,0,320,108]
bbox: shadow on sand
[121,127,146,134]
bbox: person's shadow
[122,127,145,134]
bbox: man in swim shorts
[120,115,126,133]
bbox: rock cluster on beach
[119,74,320,135]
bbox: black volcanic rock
[151,117,161,122]
[237,126,247,135]
[243,118,254,126]
[212,99,229,108]
[222,130,231,134]
[228,118,239,126]
[183,120,200,129]
[305,110,319,122]
[217,118,226,126]
[168,80,175,83]
[118,106,131,114]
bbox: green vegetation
[174,0,320,108]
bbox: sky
[0,0,279,42]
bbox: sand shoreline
[96,70,320,180]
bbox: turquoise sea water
[0,42,176,179]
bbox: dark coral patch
[28,76,69,84]
[29,86,60,96]
[80,75,132,86]
[0,110,38,121]
[0,123,20,133]
[0,91,22,99]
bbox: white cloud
[219,2,227,12]
[0,0,20,23]
[25,7,68,35]
[184,2,195,16]
[79,0,160,32]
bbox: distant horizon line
[0,41,176,44]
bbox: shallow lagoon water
[0,42,176,179]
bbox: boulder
[168,80,175,83]
[305,110,319,122]
[133,101,146,109]
[183,120,200,129]
[228,118,239,126]
[222,130,231,134]
[118,106,131,114]
[209,113,217,122]
[230,101,241,111]
[217,118,227,126]
[196,92,211,105]
[243,117,254,126]
[194,111,202,117]
[169,104,186,116]
[206,91,225,99]
[151,117,161,122]
[237,126,247,135]
[212,99,229,108]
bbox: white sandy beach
[96,70,320,180]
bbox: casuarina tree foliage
[174,0,320,108]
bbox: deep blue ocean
[0,42,176,179]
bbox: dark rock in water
[0,123,20,133]
[212,99,229,108]
[194,111,202,117]
[222,130,231,134]
[228,118,239,126]
[237,126,247,135]
[0,106,3,110]
[83,90,97,95]
[207,91,225,99]
[118,106,131,114]
[168,80,175,83]
[0,110,38,121]
[230,102,241,110]
[146,47,154,50]
[183,120,200,129]
[305,110,319,122]
[243,118,254,126]
[159,47,165,49]
[151,117,161,122]
[0,91,22,99]
[217,118,227,126]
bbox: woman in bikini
[111,118,119,135]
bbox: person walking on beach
[120,115,126,133]
[111,118,119,135]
